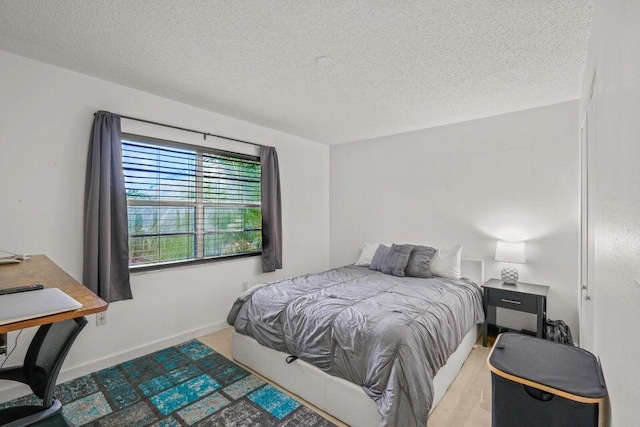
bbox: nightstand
[482,278,549,347]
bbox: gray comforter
[227,266,484,426]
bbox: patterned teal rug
[0,340,336,426]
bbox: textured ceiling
[0,0,593,144]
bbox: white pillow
[355,243,382,266]
[430,245,462,279]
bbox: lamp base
[501,266,519,284]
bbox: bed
[227,258,485,426]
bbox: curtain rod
[95,112,263,148]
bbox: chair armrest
[0,366,27,384]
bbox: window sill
[129,252,262,275]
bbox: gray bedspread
[227,266,484,426]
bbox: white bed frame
[232,259,484,426]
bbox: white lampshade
[495,241,526,264]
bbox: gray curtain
[260,146,282,272]
[83,111,132,302]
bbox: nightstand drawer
[487,290,538,313]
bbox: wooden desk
[0,255,107,335]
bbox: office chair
[0,317,87,427]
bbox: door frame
[579,71,596,351]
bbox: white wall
[330,101,580,334]
[0,50,329,399]
[580,0,640,425]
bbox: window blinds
[121,135,261,268]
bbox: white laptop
[0,288,82,326]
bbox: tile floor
[198,328,492,426]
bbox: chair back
[23,317,88,407]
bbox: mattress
[227,266,485,426]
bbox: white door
[579,74,596,351]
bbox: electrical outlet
[96,311,107,326]
[242,281,249,292]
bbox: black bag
[544,319,574,345]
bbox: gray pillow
[383,244,414,276]
[369,245,390,272]
[405,245,437,278]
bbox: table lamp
[495,241,526,284]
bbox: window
[121,134,261,269]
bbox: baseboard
[0,320,228,402]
